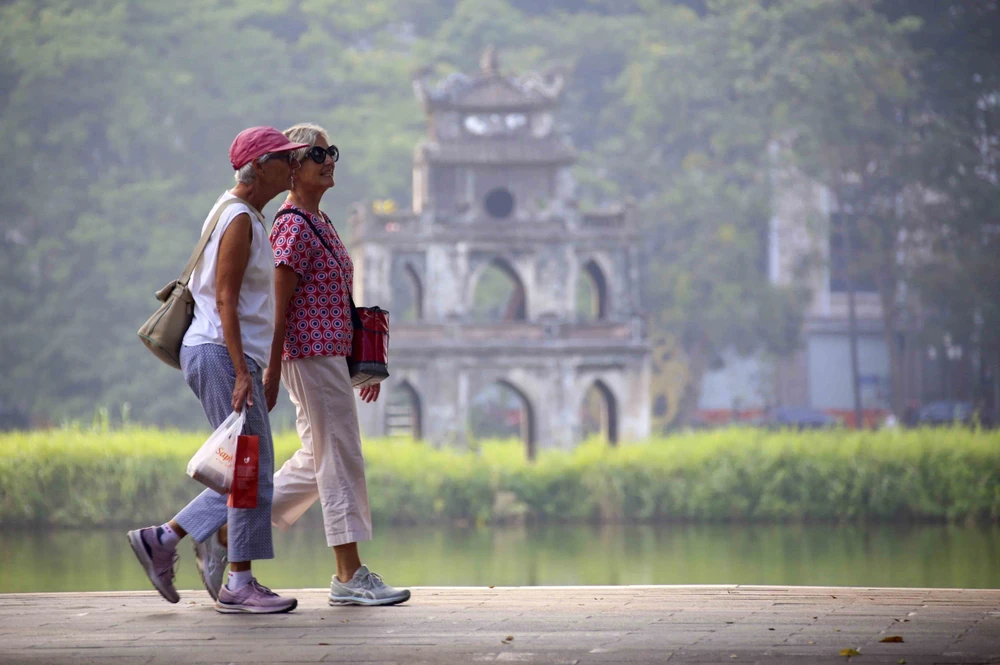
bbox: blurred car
[751,406,841,430]
[917,401,993,427]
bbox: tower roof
[414,48,565,113]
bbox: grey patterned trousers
[173,343,275,562]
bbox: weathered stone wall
[356,333,651,452]
[350,55,650,451]
[351,207,651,451]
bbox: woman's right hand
[232,369,254,412]
[263,367,281,412]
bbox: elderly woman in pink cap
[194,124,411,608]
[127,126,306,614]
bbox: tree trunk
[835,181,865,429]
[845,276,864,428]
[877,272,904,418]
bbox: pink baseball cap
[229,126,310,170]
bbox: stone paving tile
[575,649,672,664]
[529,631,628,646]
[601,633,713,649]
[2,586,999,665]
[667,650,760,662]
[5,657,154,665]
[13,647,158,662]
[780,632,880,647]
[751,659,905,665]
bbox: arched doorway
[580,380,618,445]
[385,381,422,439]
[391,263,423,322]
[471,258,526,321]
[575,259,609,321]
[468,380,536,459]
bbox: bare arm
[216,213,254,412]
[263,265,299,411]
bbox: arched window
[575,259,609,321]
[391,264,424,322]
[471,258,526,322]
[385,381,422,439]
[580,380,618,446]
[468,380,537,460]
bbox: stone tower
[351,50,650,456]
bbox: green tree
[599,2,808,425]
[2,0,995,431]
[879,0,1000,414]
[753,0,921,422]
[0,0,425,424]
[770,0,1000,419]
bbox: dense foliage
[2,428,998,527]
[1,0,997,426]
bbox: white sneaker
[328,565,410,606]
[193,531,227,601]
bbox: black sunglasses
[304,145,340,164]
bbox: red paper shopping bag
[227,434,259,509]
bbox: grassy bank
[1,428,998,527]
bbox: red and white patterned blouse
[270,204,354,361]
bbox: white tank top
[183,191,275,369]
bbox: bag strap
[276,205,357,303]
[178,196,264,288]
[276,206,368,329]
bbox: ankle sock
[155,524,180,549]
[228,570,253,591]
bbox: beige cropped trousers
[271,354,372,547]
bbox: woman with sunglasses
[195,123,410,606]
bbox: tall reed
[1,427,997,527]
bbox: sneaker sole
[126,530,180,604]
[215,598,298,614]
[328,590,411,607]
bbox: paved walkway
[1,586,998,664]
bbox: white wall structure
[698,354,773,413]
[698,146,909,419]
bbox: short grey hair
[233,151,287,184]
[234,161,256,184]
[283,123,329,162]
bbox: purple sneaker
[126,527,180,603]
[216,579,297,614]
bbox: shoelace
[155,550,179,583]
[360,570,386,590]
[251,580,278,596]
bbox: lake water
[2,523,998,593]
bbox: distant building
[697,157,940,426]
[351,50,651,453]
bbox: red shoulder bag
[276,207,390,388]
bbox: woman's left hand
[358,384,381,403]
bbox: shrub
[1,427,998,527]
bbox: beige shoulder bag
[137,197,257,369]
